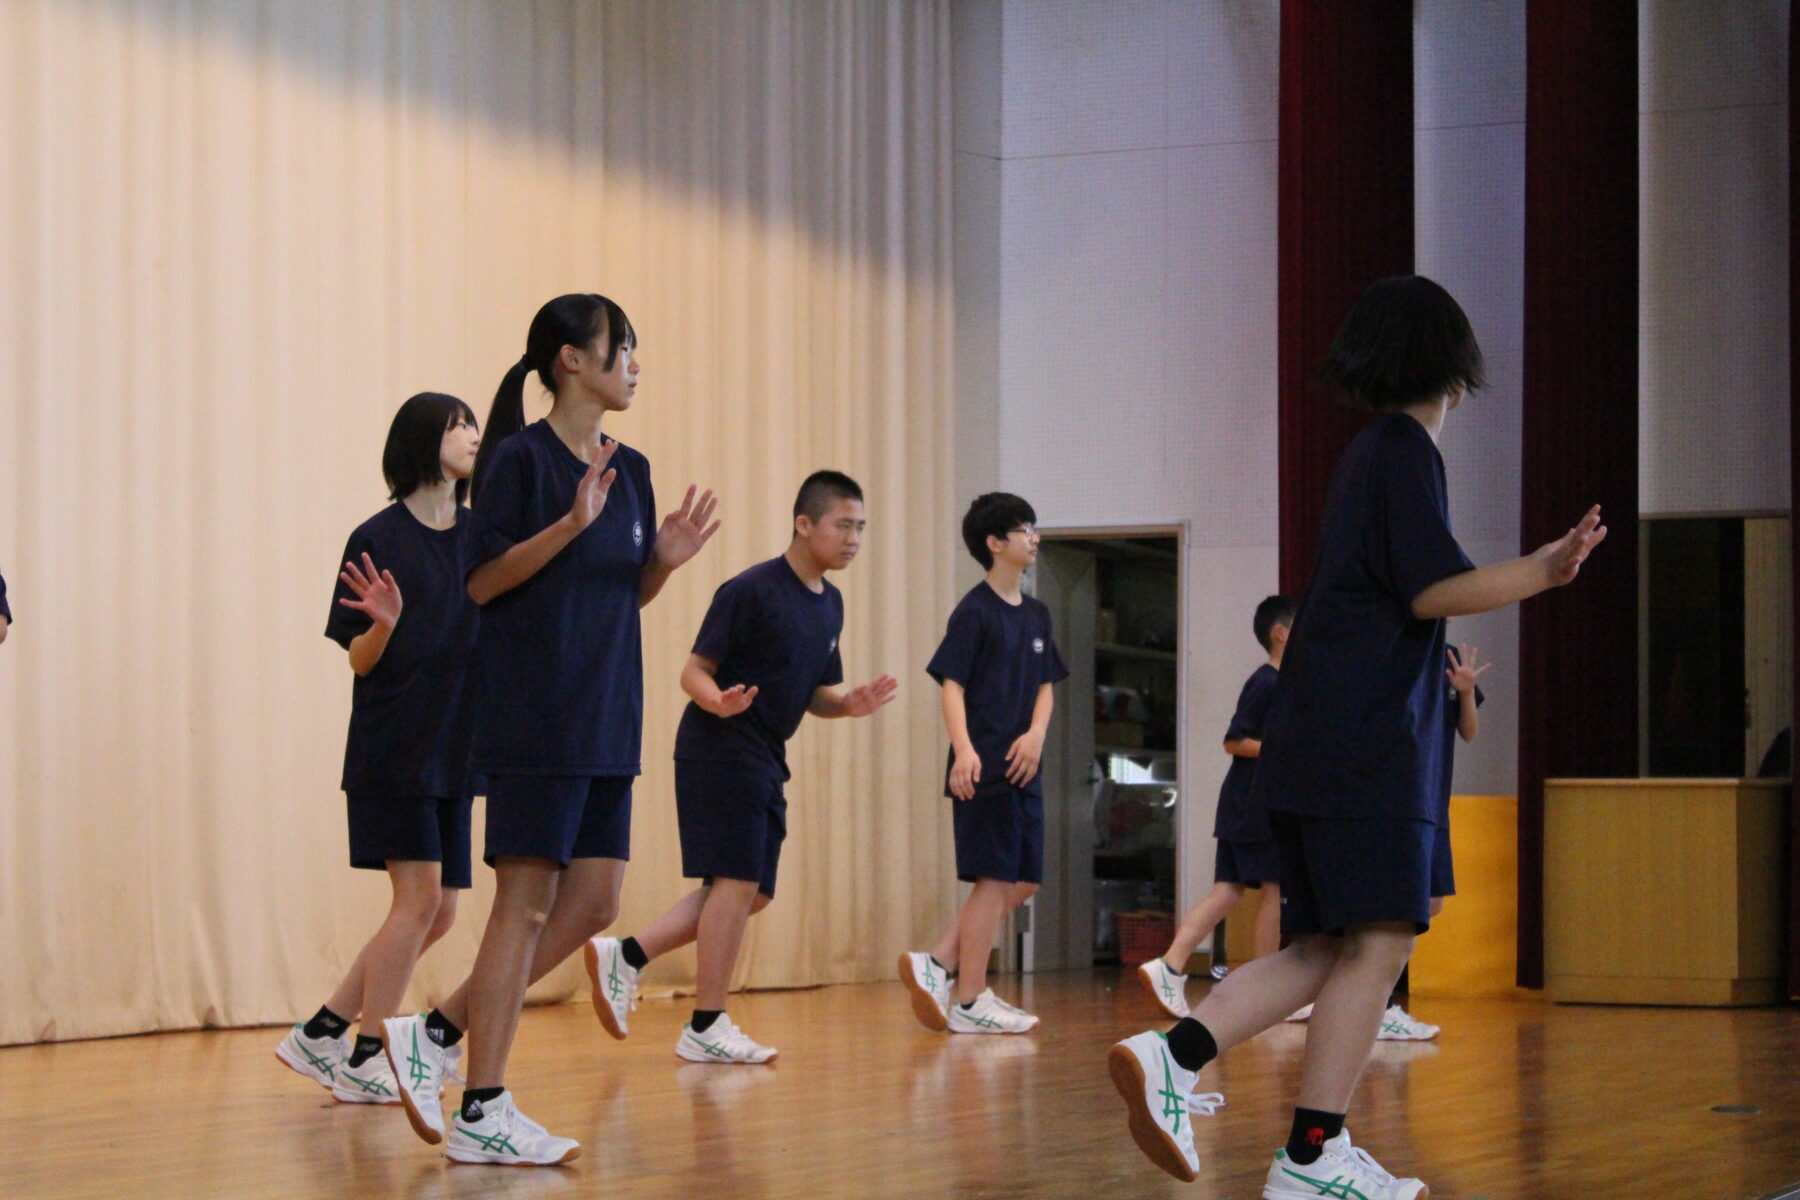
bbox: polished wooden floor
[3,970,1798,1199]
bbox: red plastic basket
[1114,911,1174,966]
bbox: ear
[986,532,1008,556]
[793,513,813,539]
[558,343,584,375]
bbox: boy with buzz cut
[1139,594,1294,1022]
[585,470,898,1063]
[900,492,1068,1035]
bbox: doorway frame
[1024,520,1191,974]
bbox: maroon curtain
[1788,4,1799,1001]
[1277,0,1413,596]
[1517,1,1640,988]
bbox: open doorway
[1025,527,1186,973]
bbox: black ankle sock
[1165,1018,1218,1073]
[302,1006,350,1041]
[461,1086,504,1122]
[690,1009,723,1034]
[1286,1107,1344,1165]
[425,1008,464,1048]
[347,1034,385,1068]
[620,937,650,971]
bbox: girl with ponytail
[384,294,720,1167]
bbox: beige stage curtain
[0,0,958,1045]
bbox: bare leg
[1160,882,1246,971]
[1251,883,1283,960]
[422,887,461,954]
[1187,933,1341,1050]
[350,862,445,1040]
[953,879,1017,1005]
[438,857,625,1030]
[635,884,772,965]
[1296,922,1415,1111]
[694,878,762,1011]
[324,944,373,1022]
[463,857,561,1090]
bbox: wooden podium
[1544,778,1789,1006]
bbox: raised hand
[1536,504,1607,588]
[706,683,759,718]
[1446,644,1492,694]
[339,552,402,628]
[1005,728,1047,787]
[568,438,620,531]
[841,674,899,718]
[653,484,722,569]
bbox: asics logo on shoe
[921,959,938,989]
[297,1039,337,1080]
[964,1011,1002,1029]
[459,1126,518,1155]
[1156,1054,1185,1135]
[405,1030,433,1089]
[607,958,629,1002]
[349,1074,393,1096]
[1160,978,1177,1002]
[1278,1167,1372,1200]
[1381,1019,1409,1036]
[694,1037,735,1059]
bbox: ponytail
[471,295,635,502]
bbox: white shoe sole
[583,940,629,1041]
[445,1143,582,1167]
[898,953,950,1032]
[1107,1041,1198,1183]
[383,1018,446,1146]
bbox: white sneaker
[274,1025,346,1091]
[946,988,1039,1034]
[1137,957,1191,1019]
[1286,1004,1313,1022]
[584,936,640,1040]
[445,1091,581,1166]
[1376,1004,1439,1041]
[1107,1030,1223,1183]
[675,1014,778,1064]
[383,1014,453,1145]
[331,1051,402,1104]
[1262,1129,1425,1199]
[898,951,954,1032]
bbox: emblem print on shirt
[829,637,839,654]
[1032,637,1045,654]
[633,520,644,547]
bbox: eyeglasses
[1007,525,1038,539]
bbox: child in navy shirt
[591,471,897,1063]
[275,392,482,1107]
[1112,276,1606,1195]
[385,296,720,1164]
[1139,595,1294,1021]
[901,492,1067,1035]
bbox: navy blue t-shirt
[672,556,846,780]
[1257,412,1475,824]
[927,582,1069,799]
[1212,663,1278,843]
[1439,645,1486,820]
[0,569,10,623]
[325,503,481,797]
[468,421,656,776]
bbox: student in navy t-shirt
[1138,595,1294,1022]
[592,471,898,1064]
[274,392,482,1107]
[899,492,1068,1036]
[387,295,721,1166]
[1113,276,1607,1194]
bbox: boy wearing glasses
[900,493,1067,1034]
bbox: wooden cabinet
[1544,778,1788,1005]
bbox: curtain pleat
[0,0,957,1045]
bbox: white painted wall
[1640,0,1790,517]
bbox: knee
[426,892,460,942]
[1342,926,1416,976]
[575,896,619,934]
[1012,883,1039,906]
[750,893,774,914]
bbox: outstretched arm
[680,653,759,718]
[469,440,619,605]
[641,485,721,607]
[1412,505,1607,620]
[338,552,402,677]
[810,674,899,718]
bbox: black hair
[472,293,635,498]
[1253,594,1296,652]
[961,492,1037,569]
[1319,275,1486,411]
[793,471,864,529]
[382,391,479,504]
